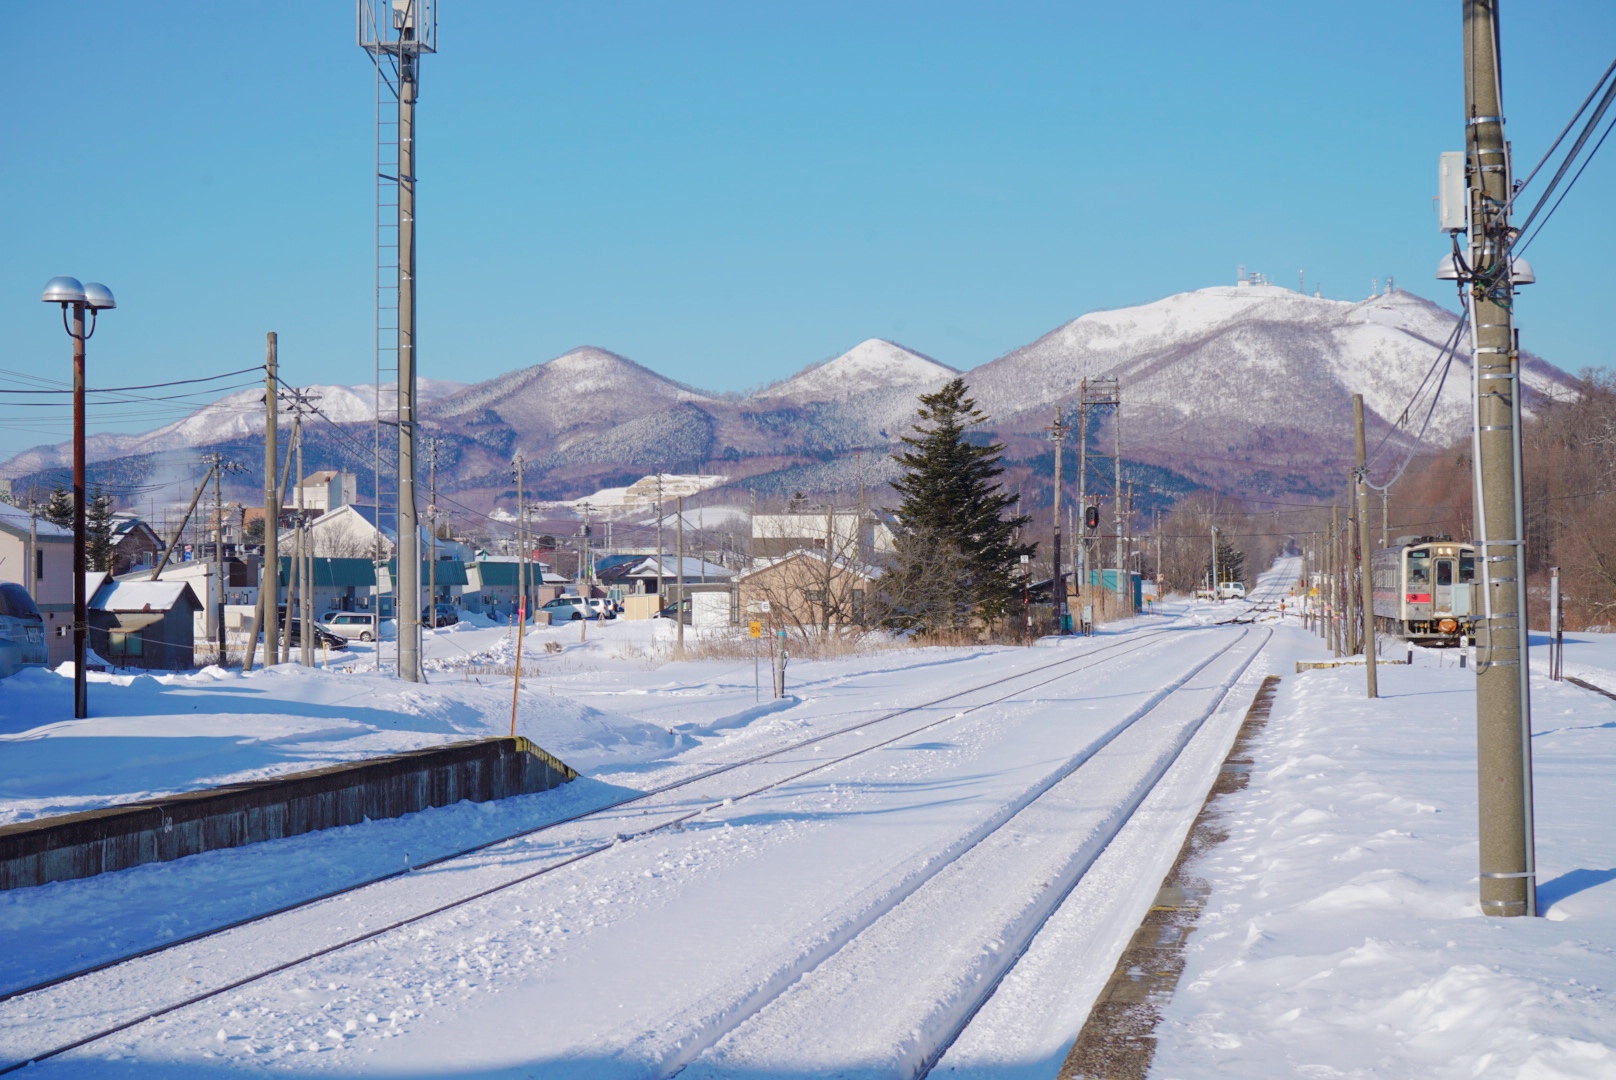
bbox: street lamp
[41,276,116,719]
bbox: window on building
[36,550,45,580]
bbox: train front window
[1459,555,1475,582]
[1407,552,1430,586]
[1436,561,1453,586]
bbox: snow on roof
[0,501,72,539]
[91,579,200,612]
[629,556,733,579]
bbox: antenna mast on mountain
[360,0,437,681]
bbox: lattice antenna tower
[359,0,436,680]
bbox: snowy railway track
[681,625,1273,1079]
[0,621,1217,1073]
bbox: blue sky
[2,1,1613,453]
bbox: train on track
[1370,535,1477,645]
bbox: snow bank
[1150,633,1616,1078]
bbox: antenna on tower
[359,0,437,682]
[1299,269,1305,294]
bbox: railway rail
[2,618,1242,1073]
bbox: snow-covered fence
[0,737,576,891]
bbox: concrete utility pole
[656,473,665,606]
[1354,395,1378,697]
[211,453,226,665]
[1113,398,1124,608]
[426,437,439,626]
[675,495,686,660]
[513,454,525,629]
[262,334,279,671]
[1048,411,1067,632]
[1464,0,1535,917]
[1329,506,1340,655]
[1076,381,1088,591]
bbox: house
[376,558,470,608]
[276,557,379,617]
[463,559,566,620]
[738,550,878,632]
[751,512,894,567]
[286,471,359,515]
[597,556,734,596]
[109,514,164,575]
[289,504,393,560]
[89,579,203,670]
[121,558,254,641]
[0,501,74,664]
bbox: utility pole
[426,437,440,627]
[1354,395,1378,697]
[656,473,665,607]
[210,453,226,666]
[1210,526,1219,602]
[1463,0,1535,917]
[394,8,424,684]
[1047,411,1067,632]
[675,494,686,660]
[1113,393,1124,609]
[513,454,525,631]
[1076,380,1088,592]
[1381,488,1390,547]
[1329,506,1340,655]
[262,333,278,672]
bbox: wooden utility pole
[1354,395,1378,696]
[262,333,278,670]
[1464,0,1535,917]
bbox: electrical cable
[1503,55,1616,215]
[1515,108,1616,256]
[0,366,263,395]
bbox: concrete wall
[0,737,576,891]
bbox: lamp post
[41,276,116,719]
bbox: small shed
[89,579,203,670]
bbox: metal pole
[1077,381,1088,594]
[428,439,437,628]
[1329,507,1340,655]
[395,42,422,682]
[1465,0,1535,917]
[71,302,88,718]
[263,334,278,671]
[1548,567,1561,680]
[1354,395,1378,696]
[656,473,665,607]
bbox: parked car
[656,597,691,624]
[320,611,380,642]
[0,583,48,669]
[279,618,348,650]
[421,603,458,628]
[584,598,616,620]
[541,595,596,621]
[1218,581,1248,600]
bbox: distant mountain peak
[761,338,958,403]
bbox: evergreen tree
[87,486,116,572]
[1206,538,1245,586]
[884,378,1032,630]
[44,486,73,530]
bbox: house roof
[384,558,469,586]
[276,557,378,588]
[626,556,733,580]
[738,549,881,582]
[91,580,202,613]
[0,501,71,540]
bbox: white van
[1218,581,1247,600]
[321,611,380,641]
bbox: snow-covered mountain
[759,339,956,403]
[1,379,465,478]
[0,285,1579,506]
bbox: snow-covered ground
[0,561,1611,1077]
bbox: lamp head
[40,276,87,304]
[82,282,117,310]
[1435,254,1462,281]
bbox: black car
[278,619,349,650]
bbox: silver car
[0,583,49,670]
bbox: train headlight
[1438,618,1458,634]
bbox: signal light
[1084,505,1100,531]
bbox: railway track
[1,619,1227,1073]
